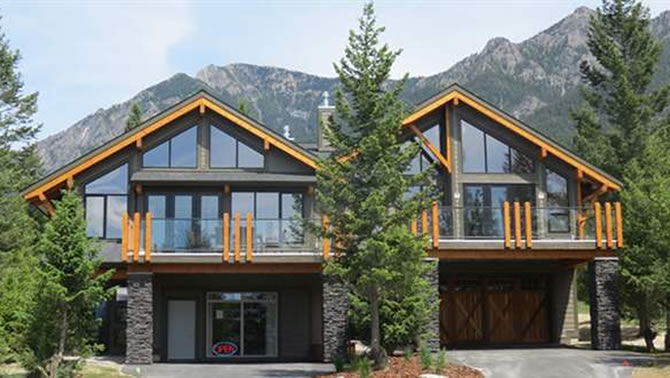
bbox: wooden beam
[135,138,142,150]
[429,249,617,261]
[514,201,522,249]
[605,202,613,249]
[144,212,152,263]
[66,176,74,189]
[134,183,143,195]
[615,202,623,248]
[322,216,330,260]
[263,139,270,152]
[306,185,314,196]
[246,212,253,262]
[38,193,55,215]
[127,262,322,275]
[409,124,451,173]
[224,184,231,195]
[594,202,603,249]
[540,147,548,159]
[503,201,511,249]
[453,97,459,107]
[133,212,141,263]
[121,212,128,263]
[223,212,230,262]
[524,201,532,249]
[432,201,439,249]
[199,103,206,114]
[234,212,241,263]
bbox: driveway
[123,362,335,378]
[448,347,654,378]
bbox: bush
[403,345,413,361]
[419,342,432,371]
[334,355,346,373]
[435,348,447,372]
[354,356,371,378]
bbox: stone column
[588,257,621,350]
[322,275,349,362]
[424,258,440,351]
[126,272,154,364]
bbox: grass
[577,300,589,315]
[633,355,670,378]
[0,362,129,378]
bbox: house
[21,84,622,364]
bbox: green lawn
[0,362,130,378]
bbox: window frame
[545,168,571,234]
[142,125,198,169]
[230,190,304,219]
[83,162,129,240]
[208,124,265,170]
[460,119,535,175]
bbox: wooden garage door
[440,276,549,345]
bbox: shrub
[435,348,447,372]
[419,342,432,371]
[354,356,371,378]
[334,355,346,372]
[403,345,413,361]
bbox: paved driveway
[123,362,335,378]
[448,347,654,378]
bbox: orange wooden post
[133,212,141,263]
[223,213,230,262]
[524,202,532,249]
[615,202,624,248]
[246,212,253,262]
[234,212,241,263]
[514,202,522,249]
[411,219,418,236]
[144,212,152,263]
[605,202,613,249]
[322,216,330,260]
[421,210,428,236]
[503,201,511,249]
[594,202,603,249]
[431,201,439,249]
[121,212,128,263]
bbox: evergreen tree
[572,0,670,351]
[24,190,113,377]
[238,98,251,116]
[317,3,437,368]
[125,103,142,132]
[0,14,43,363]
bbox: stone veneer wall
[589,257,621,350]
[126,272,154,364]
[322,275,349,362]
[424,258,440,351]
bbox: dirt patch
[318,356,483,378]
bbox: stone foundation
[589,257,621,350]
[126,272,154,364]
[322,275,349,362]
[423,258,440,351]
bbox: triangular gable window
[210,125,264,168]
[143,126,197,168]
[461,120,534,174]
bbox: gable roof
[23,90,318,201]
[402,84,623,191]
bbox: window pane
[232,192,254,216]
[86,164,128,194]
[171,126,197,168]
[143,142,169,168]
[243,302,278,356]
[237,142,263,168]
[86,197,104,237]
[148,195,166,218]
[511,149,535,173]
[106,196,127,238]
[210,126,236,168]
[201,196,219,219]
[546,169,568,207]
[281,193,302,219]
[485,134,509,173]
[257,192,279,219]
[508,185,534,204]
[424,124,441,152]
[175,195,193,218]
[461,121,485,173]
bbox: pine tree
[317,3,437,368]
[125,103,143,132]
[24,190,113,377]
[572,0,670,351]
[238,98,251,116]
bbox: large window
[210,125,264,168]
[206,292,278,358]
[546,169,570,233]
[143,126,197,168]
[231,191,304,245]
[461,120,535,174]
[85,164,128,239]
[463,184,534,238]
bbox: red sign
[212,341,238,356]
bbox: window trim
[142,125,198,169]
[83,162,129,240]
[208,124,265,170]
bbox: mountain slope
[36,7,670,173]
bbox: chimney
[317,91,335,151]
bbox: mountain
[36,7,670,174]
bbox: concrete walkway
[123,362,335,378]
[448,347,654,378]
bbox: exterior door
[167,300,196,360]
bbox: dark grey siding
[280,288,311,360]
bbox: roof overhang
[402,84,622,191]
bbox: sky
[3,0,670,140]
